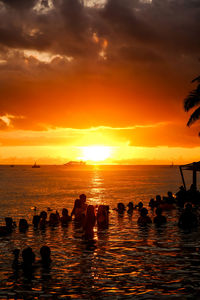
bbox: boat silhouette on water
[32,162,40,168]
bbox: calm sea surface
[0,165,200,299]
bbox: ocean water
[0,165,200,299]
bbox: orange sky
[0,0,200,164]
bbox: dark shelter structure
[179,161,200,190]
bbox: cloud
[0,122,199,148]
[0,114,25,128]
[0,0,199,144]
[1,0,37,10]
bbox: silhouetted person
[61,208,71,226]
[40,246,51,268]
[189,183,196,192]
[71,198,85,216]
[176,186,187,208]
[137,208,152,226]
[22,247,35,277]
[178,203,198,229]
[188,184,200,205]
[6,217,15,229]
[155,195,162,207]
[79,193,87,204]
[49,213,59,226]
[0,217,16,236]
[97,205,109,230]
[135,201,143,211]
[166,191,175,204]
[32,215,40,229]
[153,207,167,226]
[127,202,134,214]
[149,198,156,209]
[71,199,78,217]
[19,219,29,232]
[79,193,88,213]
[72,199,86,228]
[39,211,47,229]
[117,202,126,214]
[83,205,96,240]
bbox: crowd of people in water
[12,245,52,276]
[1,184,200,276]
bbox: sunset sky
[0,0,200,164]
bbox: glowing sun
[80,146,112,162]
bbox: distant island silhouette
[64,161,86,166]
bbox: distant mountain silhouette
[184,75,200,134]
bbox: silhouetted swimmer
[166,191,175,204]
[32,215,40,229]
[19,219,29,232]
[49,213,59,226]
[22,247,35,276]
[79,193,88,212]
[97,205,109,230]
[40,246,51,268]
[83,205,96,240]
[12,249,20,270]
[153,207,167,226]
[6,217,15,232]
[178,203,198,229]
[39,211,47,229]
[137,208,152,226]
[72,199,86,228]
[149,198,156,209]
[71,198,87,216]
[127,202,134,214]
[79,193,86,203]
[117,202,126,214]
[0,217,16,236]
[136,201,143,211]
[61,208,72,226]
[155,195,162,207]
[56,210,60,221]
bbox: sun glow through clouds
[80,146,112,162]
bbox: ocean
[0,165,200,299]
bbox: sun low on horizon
[78,145,112,164]
[0,0,199,166]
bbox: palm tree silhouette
[184,75,200,132]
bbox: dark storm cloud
[119,46,162,63]
[144,0,200,54]
[0,0,199,62]
[1,0,37,10]
[99,0,156,43]
[0,26,50,51]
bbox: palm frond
[184,88,200,112]
[197,83,200,93]
[191,76,200,83]
[187,106,200,127]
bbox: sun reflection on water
[89,170,105,205]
